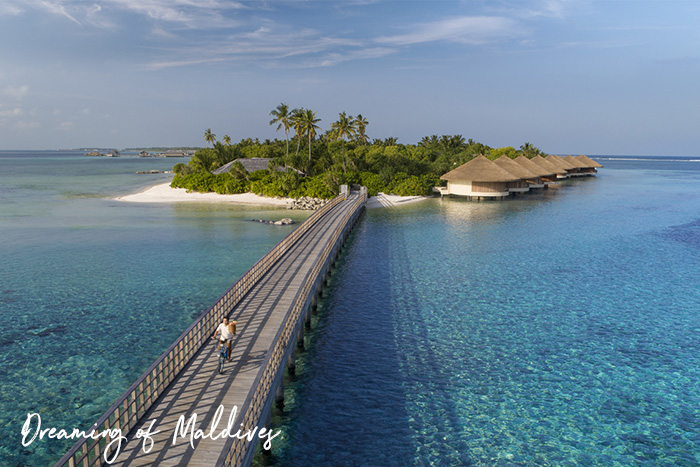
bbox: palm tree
[203,128,216,146]
[330,112,356,172]
[300,109,321,176]
[269,103,291,158]
[290,108,304,159]
[223,134,231,146]
[353,114,369,144]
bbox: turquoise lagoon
[2,152,700,466]
[0,151,308,467]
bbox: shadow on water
[253,213,416,467]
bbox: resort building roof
[440,155,520,182]
[563,155,588,168]
[545,155,574,171]
[212,158,298,174]
[513,155,555,177]
[493,155,539,179]
[575,155,604,168]
[532,155,567,175]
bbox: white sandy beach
[116,182,290,206]
[116,182,430,208]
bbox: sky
[0,0,699,155]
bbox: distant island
[85,148,197,157]
[170,103,554,199]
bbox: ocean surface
[2,152,700,466]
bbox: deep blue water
[258,156,700,466]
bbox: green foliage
[171,173,249,194]
[175,124,549,201]
[289,175,335,199]
[487,146,519,160]
[173,162,193,176]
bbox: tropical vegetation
[171,104,549,199]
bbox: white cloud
[0,107,23,117]
[315,47,396,67]
[376,16,521,46]
[57,120,75,130]
[108,0,246,29]
[16,120,40,130]
[2,85,29,100]
[34,0,82,25]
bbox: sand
[115,182,431,208]
[365,192,429,209]
[115,182,290,206]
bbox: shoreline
[115,182,430,209]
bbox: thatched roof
[532,155,567,174]
[575,155,604,168]
[212,158,299,174]
[514,155,555,177]
[493,155,539,179]
[563,155,588,168]
[440,155,520,182]
[546,155,575,171]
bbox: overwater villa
[531,155,567,181]
[562,156,589,176]
[513,155,553,187]
[575,155,604,175]
[440,155,519,199]
[545,155,573,178]
[553,155,584,177]
[492,155,537,193]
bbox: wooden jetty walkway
[56,188,367,467]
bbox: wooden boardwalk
[56,191,365,467]
[113,193,362,466]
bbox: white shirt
[216,322,234,340]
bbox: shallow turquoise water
[259,160,700,466]
[0,152,309,466]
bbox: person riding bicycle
[212,316,236,361]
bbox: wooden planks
[109,194,362,467]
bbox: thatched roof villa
[562,156,589,176]
[575,155,604,175]
[492,155,537,193]
[531,155,567,181]
[545,155,572,177]
[440,155,519,199]
[213,158,302,175]
[550,155,583,177]
[513,155,552,187]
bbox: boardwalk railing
[222,188,367,466]
[55,195,349,467]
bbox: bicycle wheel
[218,352,224,374]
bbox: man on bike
[212,316,236,361]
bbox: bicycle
[218,339,228,374]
